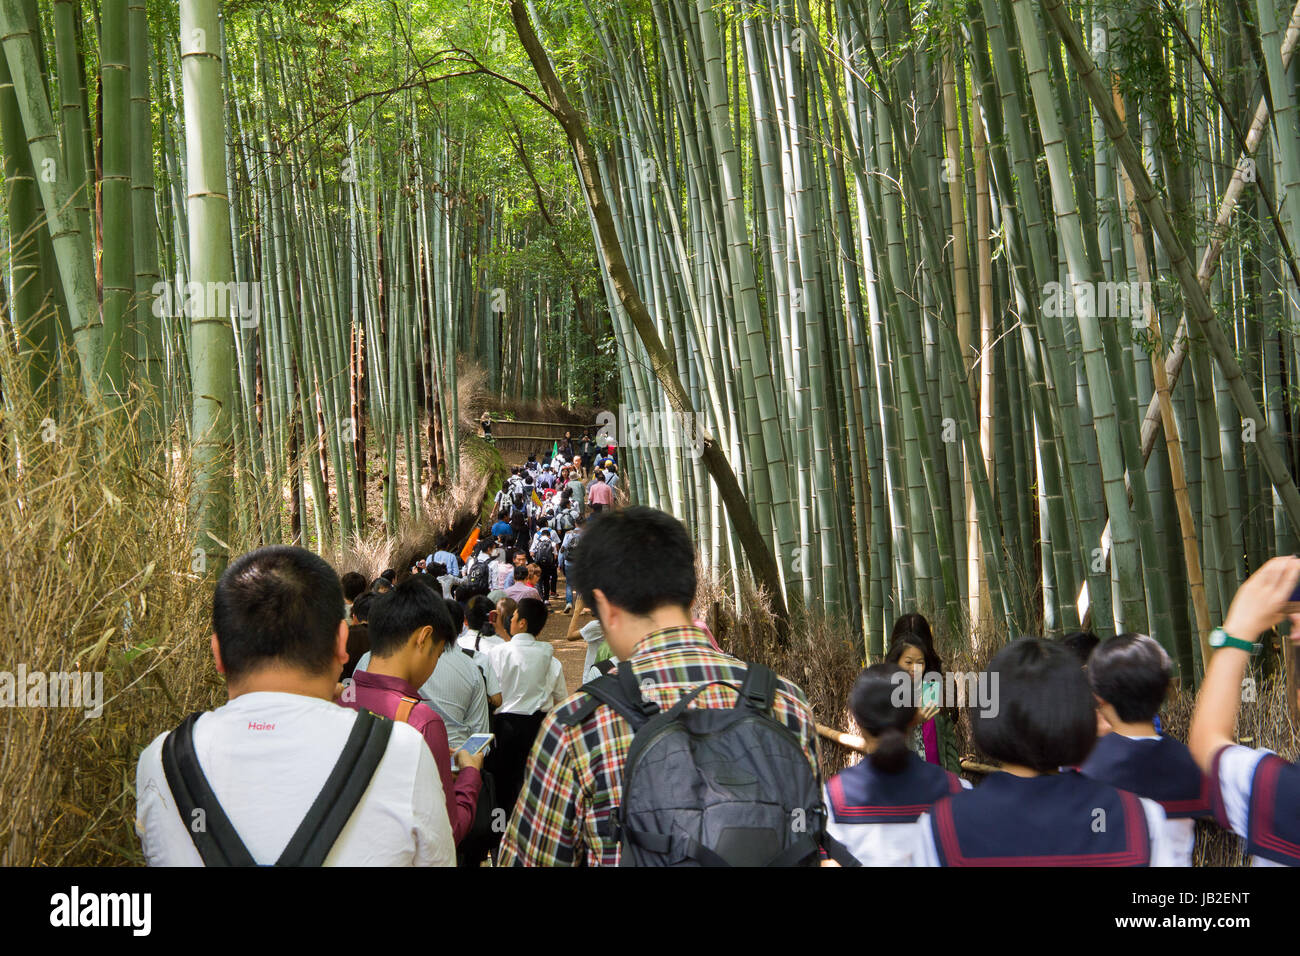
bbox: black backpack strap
[765,833,823,867]
[737,662,777,714]
[553,667,660,731]
[623,829,732,866]
[161,712,257,867]
[594,658,615,676]
[275,710,393,866]
[820,830,862,868]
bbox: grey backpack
[556,662,856,866]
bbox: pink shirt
[505,582,542,602]
[588,481,613,506]
[344,669,481,845]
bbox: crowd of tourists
[134,446,1300,865]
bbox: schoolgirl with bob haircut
[913,638,1179,866]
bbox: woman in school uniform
[1190,556,1300,867]
[825,664,969,866]
[913,638,1180,866]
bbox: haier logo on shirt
[247,721,276,730]
[49,886,151,936]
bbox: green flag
[552,440,558,459]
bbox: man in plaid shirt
[498,506,822,866]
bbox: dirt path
[537,569,592,693]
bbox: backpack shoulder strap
[819,830,862,868]
[161,712,257,867]
[394,696,419,724]
[737,662,777,715]
[553,666,659,730]
[275,710,394,866]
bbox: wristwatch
[1208,627,1261,654]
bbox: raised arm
[565,595,587,641]
[1189,556,1300,772]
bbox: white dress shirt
[135,691,454,866]
[456,628,504,698]
[488,633,567,715]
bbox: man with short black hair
[348,579,484,845]
[1079,633,1212,866]
[135,546,454,866]
[340,571,367,621]
[354,593,492,756]
[498,508,821,866]
[487,597,567,822]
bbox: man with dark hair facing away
[499,507,822,866]
[135,546,454,865]
[1080,633,1213,866]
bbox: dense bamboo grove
[0,0,612,560]
[2,0,1300,683]
[507,0,1300,681]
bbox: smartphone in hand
[461,733,495,757]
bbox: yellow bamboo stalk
[1113,85,1212,671]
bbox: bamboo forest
[3,0,1300,878]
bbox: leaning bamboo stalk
[510,0,791,631]
[0,0,102,399]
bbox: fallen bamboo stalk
[816,723,867,754]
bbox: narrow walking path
[536,570,591,694]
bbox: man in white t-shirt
[1191,555,1300,867]
[134,545,455,866]
[565,613,607,681]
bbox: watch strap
[1211,628,1260,654]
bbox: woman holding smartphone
[886,631,961,773]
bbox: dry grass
[0,386,231,866]
[698,571,866,779]
[331,435,505,581]
[0,357,560,865]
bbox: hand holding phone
[921,678,942,708]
